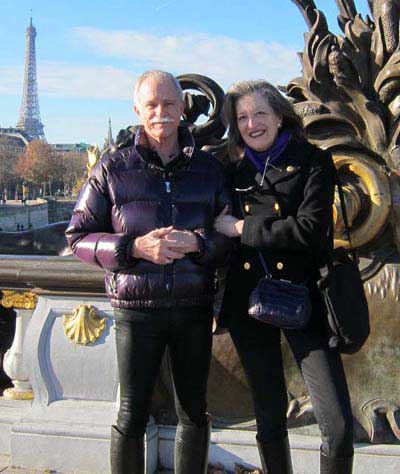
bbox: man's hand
[132,226,186,264]
[163,229,200,254]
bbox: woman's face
[236,92,282,152]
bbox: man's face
[134,76,183,143]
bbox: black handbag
[248,255,312,329]
[319,173,370,354]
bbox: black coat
[220,138,335,323]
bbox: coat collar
[234,139,309,189]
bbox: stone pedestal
[3,308,34,400]
[1,294,158,474]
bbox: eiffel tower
[16,17,45,140]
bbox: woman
[215,80,354,474]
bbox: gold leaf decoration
[86,145,100,175]
[1,291,38,310]
[63,304,107,345]
[3,388,34,401]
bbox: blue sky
[0,0,370,146]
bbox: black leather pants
[229,287,354,459]
[114,306,213,437]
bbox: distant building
[102,117,114,150]
[51,143,90,154]
[0,128,31,156]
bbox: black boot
[174,420,211,474]
[110,425,145,474]
[257,436,293,474]
[320,450,353,474]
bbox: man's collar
[134,125,195,159]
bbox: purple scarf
[245,130,292,173]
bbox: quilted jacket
[66,126,232,309]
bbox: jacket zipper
[163,172,174,299]
[111,272,118,296]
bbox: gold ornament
[3,388,34,401]
[0,291,38,310]
[63,304,107,345]
[87,145,100,175]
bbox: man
[66,70,231,474]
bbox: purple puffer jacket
[66,126,232,309]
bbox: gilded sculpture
[63,304,107,345]
[0,290,38,310]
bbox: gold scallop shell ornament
[63,304,107,345]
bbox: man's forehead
[139,76,180,100]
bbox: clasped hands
[133,226,200,265]
[133,206,243,265]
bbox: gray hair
[223,80,303,156]
[134,70,184,104]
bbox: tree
[16,140,60,195]
[0,149,18,198]
[0,136,20,199]
[57,151,88,196]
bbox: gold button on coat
[286,165,295,172]
[244,262,251,270]
[244,204,250,213]
[276,262,284,270]
[274,202,280,212]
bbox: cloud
[0,29,301,102]
[38,63,135,99]
[0,63,135,100]
[72,27,301,88]
[0,66,24,95]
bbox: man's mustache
[150,117,175,124]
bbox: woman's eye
[256,111,266,116]
[238,116,246,122]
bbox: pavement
[0,456,57,474]
[0,456,177,474]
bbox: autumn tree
[57,151,87,196]
[16,140,61,195]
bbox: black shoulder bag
[247,248,312,329]
[319,172,370,354]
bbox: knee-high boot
[257,436,293,474]
[110,425,145,474]
[320,450,353,474]
[174,420,211,474]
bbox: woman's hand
[214,206,244,237]
[133,226,186,265]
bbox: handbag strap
[327,169,357,266]
[239,157,272,278]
